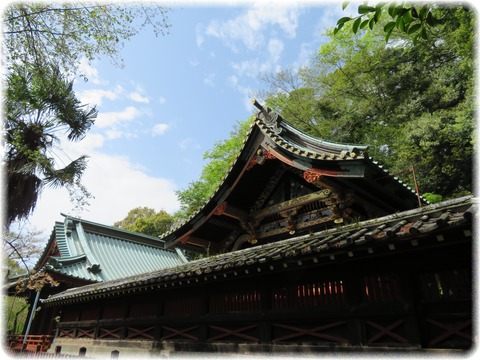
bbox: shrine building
[18,101,474,356]
[8,214,188,338]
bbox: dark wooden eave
[42,195,474,306]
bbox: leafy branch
[334,2,442,43]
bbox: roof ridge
[60,213,169,245]
[252,99,368,160]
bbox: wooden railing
[7,335,53,353]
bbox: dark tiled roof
[43,195,474,305]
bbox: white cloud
[105,129,122,139]
[228,75,238,87]
[95,106,141,128]
[204,3,300,51]
[22,130,180,234]
[203,73,215,87]
[27,152,180,233]
[195,23,205,47]
[77,132,105,151]
[231,58,275,79]
[179,138,200,151]
[78,57,101,84]
[237,84,256,112]
[268,38,284,64]
[129,92,150,104]
[152,123,169,136]
[228,40,283,82]
[78,88,118,106]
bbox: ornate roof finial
[252,99,282,135]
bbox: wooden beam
[214,202,248,221]
[257,214,336,239]
[177,235,219,252]
[252,189,333,220]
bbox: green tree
[175,120,252,219]
[262,4,474,198]
[5,64,97,225]
[334,2,458,43]
[114,207,174,237]
[3,3,171,226]
[3,227,46,277]
[3,3,170,76]
[4,295,29,335]
[260,68,320,137]
[114,207,156,228]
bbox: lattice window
[364,318,408,346]
[126,326,155,340]
[207,323,259,343]
[363,273,402,303]
[419,269,471,301]
[164,295,203,316]
[76,328,95,339]
[97,327,122,340]
[209,289,261,313]
[58,328,75,338]
[424,317,472,349]
[160,325,199,341]
[272,280,345,310]
[271,321,349,345]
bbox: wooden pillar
[154,293,163,341]
[198,285,210,342]
[259,277,272,344]
[401,261,423,348]
[344,262,363,346]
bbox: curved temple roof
[160,100,426,254]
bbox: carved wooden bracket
[213,202,228,215]
[304,168,346,183]
[214,202,248,221]
[246,149,277,171]
[279,208,299,233]
[324,192,354,222]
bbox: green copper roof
[40,215,188,283]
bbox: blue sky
[22,1,359,235]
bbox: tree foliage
[5,64,97,224]
[114,207,174,237]
[3,2,170,76]
[4,295,29,335]
[175,120,252,219]
[3,3,171,227]
[15,270,59,293]
[3,227,46,277]
[334,2,458,43]
[262,4,474,199]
